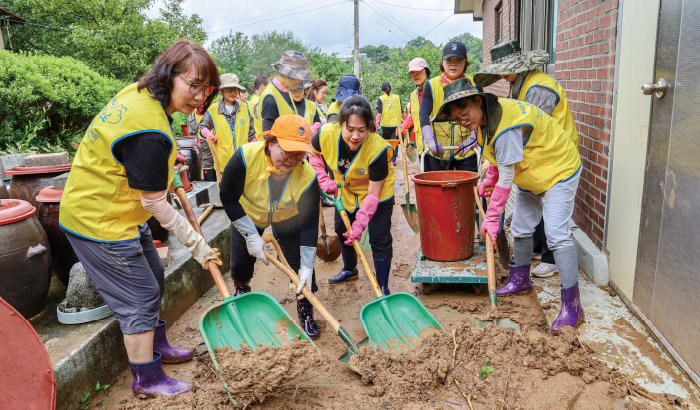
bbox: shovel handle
[318,202,328,236]
[174,186,231,299]
[399,132,411,193]
[474,186,497,308]
[322,186,383,298]
[206,138,222,183]
[197,204,215,225]
[262,235,358,352]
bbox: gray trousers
[510,168,581,288]
[64,225,164,334]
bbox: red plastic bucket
[411,171,479,261]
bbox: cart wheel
[422,283,431,295]
[472,284,484,296]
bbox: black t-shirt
[311,132,389,181]
[261,89,294,131]
[294,99,321,124]
[114,131,172,191]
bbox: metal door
[635,0,700,375]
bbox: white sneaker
[532,262,558,278]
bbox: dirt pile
[348,323,690,409]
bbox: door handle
[641,78,668,98]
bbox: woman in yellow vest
[375,81,402,140]
[433,78,583,334]
[397,57,431,158]
[290,82,322,134]
[199,73,254,171]
[259,51,313,132]
[307,79,328,124]
[248,74,269,135]
[219,114,322,338]
[308,95,395,294]
[419,41,478,172]
[474,41,580,279]
[59,40,222,398]
[326,74,361,123]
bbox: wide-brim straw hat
[219,73,246,91]
[473,41,550,87]
[271,50,313,82]
[431,78,497,123]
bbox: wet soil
[90,160,697,409]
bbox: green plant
[78,392,90,410]
[95,381,111,392]
[478,357,494,379]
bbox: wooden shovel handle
[318,202,328,236]
[338,209,384,298]
[474,186,497,307]
[174,186,230,299]
[399,131,410,193]
[262,235,343,332]
[206,139,222,183]
[197,204,215,225]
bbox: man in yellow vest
[397,57,431,158]
[259,51,313,132]
[219,115,322,339]
[199,73,255,171]
[474,41,579,279]
[433,79,584,334]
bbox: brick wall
[480,0,619,248]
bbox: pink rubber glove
[478,163,499,197]
[176,153,187,163]
[375,113,381,131]
[481,185,511,244]
[309,154,337,196]
[310,122,321,136]
[343,193,378,245]
[201,127,218,144]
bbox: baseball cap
[442,41,467,60]
[408,57,429,73]
[262,114,314,153]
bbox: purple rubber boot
[130,352,191,398]
[496,264,532,295]
[551,285,585,334]
[153,320,193,364]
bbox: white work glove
[296,246,316,294]
[163,213,222,269]
[232,215,269,265]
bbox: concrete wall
[605,0,660,298]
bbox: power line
[360,0,416,41]
[422,13,453,37]
[359,1,407,44]
[372,0,452,12]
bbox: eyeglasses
[275,142,307,162]
[178,75,215,97]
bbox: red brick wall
[481,0,517,97]
[480,0,618,248]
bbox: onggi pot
[36,186,78,286]
[0,199,52,319]
[4,164,71,208]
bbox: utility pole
[353,0,360,78]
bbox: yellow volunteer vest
[298,98,318,127]
[59,83,177,242]
[257,82,297,124]
[248,94,263,135]
[319,122,395,212]
[209,100,251,170]
[409,89,424,154]
[379,93,402,127]
[238,141,317,228]
[327,100,342,121]
[478,98,581,195]
[427,76,476,160]
[518,69,579,147]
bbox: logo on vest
[240,118,244,125]
[355,168,366,175]
[99,98,128,124]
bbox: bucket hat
[431,78,497,123]
[260,114,314,153]
[271,51,313,82]
[442,41,467,60]
[219,73,246,91]
[473,41,550,87]
[334,74,361,102]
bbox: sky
[149,0,482,54]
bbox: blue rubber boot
[329,246,359,283]
[373,258,391,295]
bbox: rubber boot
[551,284,585,334]
[373,258,391,295]
[297,299,320,339]
[496,264,532,295]
[153,320,193,364]
[234,280,251,296]
[329,247,358,283]
[130,352,191,399]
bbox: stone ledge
[570,220,609,285]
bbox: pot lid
[3,164,71,176]
[36,186,63,203]
[0,199,36,225]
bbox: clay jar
[176,137,203,182]
[4,164,71,208]
[0,199,52,319]
[36,186,78,286]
